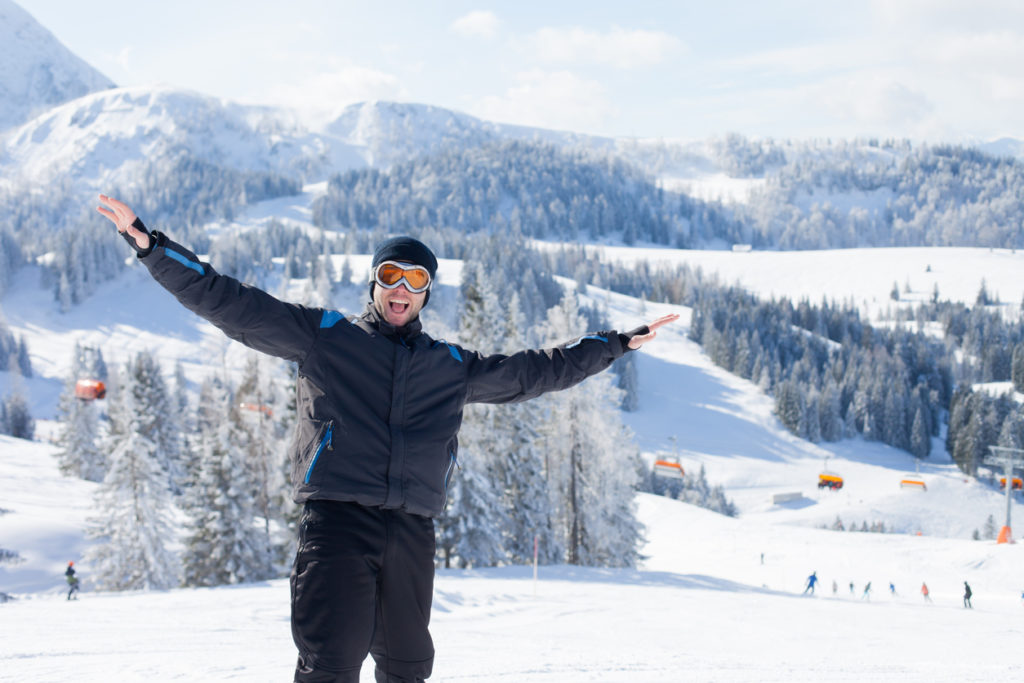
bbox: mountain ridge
[0,0,115,133]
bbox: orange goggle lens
[374,261,432,292]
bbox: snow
[4,222,1024,679]
[659,173,767,204]
[3,430,1024,681]
[568,243,1024,322]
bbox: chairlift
[900,461,927,491]
[238,402,273,418]
[74,379,106,401]
[817,472,844,490]
[999,476,1023,491]
[653,456,684,479]
[817,455,843,490]
[899,476,927,491]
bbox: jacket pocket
[297,419,334,486]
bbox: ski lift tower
[985,446,1024,544]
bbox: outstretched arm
[95,193,323,365]
[626,313,680,350]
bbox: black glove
[618,325,650,350]
[121,217,155,257]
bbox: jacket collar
[362,302,423,340]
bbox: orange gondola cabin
[74,379,106,401]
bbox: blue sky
[16,0,1024,143]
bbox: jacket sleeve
[139,232,323,364]
[463,331,628,405]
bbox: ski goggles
[372,260,433,293]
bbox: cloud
[450,11,499,39]
[470,69,616,133]
[524,26,683,69]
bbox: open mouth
[388,300,410,315]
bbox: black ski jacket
[140,231,634,517]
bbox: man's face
[373,280,427,328]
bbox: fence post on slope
[533,535,539,595]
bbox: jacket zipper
[440,450,459,508]
[303,421,334,485]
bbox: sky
[14,1,1024,144]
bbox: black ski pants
[291,500,436,682]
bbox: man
[803,570,817,595]
[65,561,79,600]
[97,194,678,682]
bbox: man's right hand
[97,194,152,253]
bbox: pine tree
[983,514,997,540]
[127,351,185,493]
[614,349,640,412]
[1012,343,1024,393]
[439,261,509,567]
[495,293,558,565]
[538,291,642,567]
[182,375,274,586]
[910,406,931,459]
[86,363,179,591]
[235,355,289,572]
[55,377,105,481]
[1,390,34,440]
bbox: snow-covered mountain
[0,85,363,197]
[323,100,614,168]
[0,0,114,133]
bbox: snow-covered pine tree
[438,261,506,568]
[614,347,640,412]
[235,354,291,572]
[1,366,34,440]
[126,351,185,493]
[55,353,105,481]
[495,292,559,565]
[182,374,274,586]
[538,291,642,567]
[86,361,180,591]
[910,405,931,459]
[1012,343,1024,393]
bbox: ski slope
[2,433,1023,682]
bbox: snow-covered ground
[3,193,1024,680]
[3,430,1023,682]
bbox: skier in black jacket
[98,194,678,682]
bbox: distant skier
[849,581,855,596]
[861,581,872,601]
[65,562,79,601]
[921,582,932,603]
[963,581,972,609]
[804,571,819,595]
[832,580,838,596]
[889,582,896,596]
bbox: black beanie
[369,236,438,305]
[371,236,438,278]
